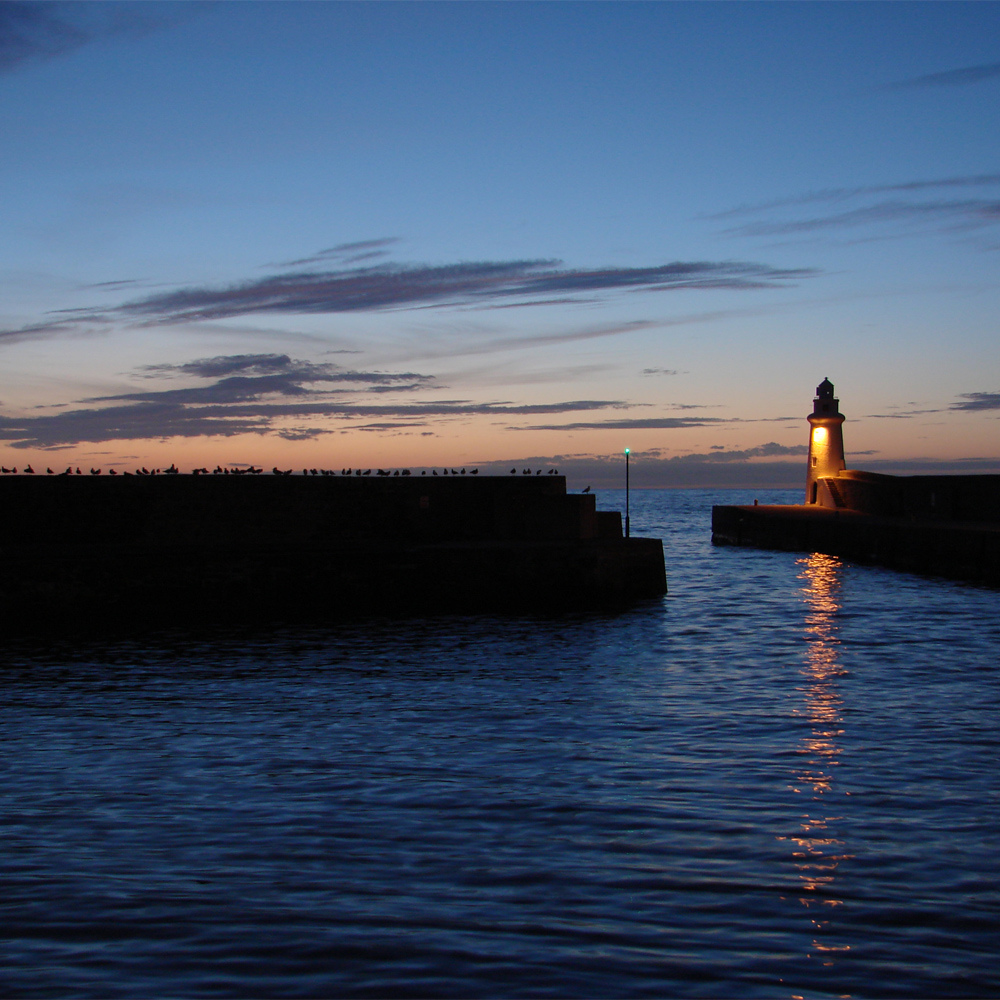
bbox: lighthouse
[806,378,846,505]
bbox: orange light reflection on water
[776,552,854,981]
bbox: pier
[712,501,1000,586]
[0,474,666,629]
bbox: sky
[1,0,998,488]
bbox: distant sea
[1,488,997,999]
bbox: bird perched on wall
[582,486,591,493]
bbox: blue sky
[1,1,997,486]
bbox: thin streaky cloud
[723,199,1000,238]
[135,353,431,386]
[271,238,400,269]
[0,318,91,345]
[709,175,1000,220]
[516,417,730,431]
[665,442,808,463]
[866,409,944,419]
[112,258,815,325]
[0,389,629,449]
[951,391,1000,411]
[890,62,1000,89]
[0,2,87,73]
[0,1,196,75]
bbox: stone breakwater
[712,503,999,587]
[0,475,666,630]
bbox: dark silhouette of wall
[831,471,1000,522]
[0,475,666,630]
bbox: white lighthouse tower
[806,377,846,505]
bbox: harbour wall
[712,503,1000,587]
[0,475,666,628]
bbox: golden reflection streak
[776,553,854,976]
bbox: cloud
[951,391,1000,411]
[80,354,437,406]
[723,199,1000,238]
[0,2,87,73]
[641,368,681,376]
[891,63,1000,89]
[271,238,401,269]
[866,408,944,419]
[709,175,1000,219]
[0,349,630,448]
[0,254,816,351]
[516,417,730,431]
[714,174,1000,245]
[665,442,808,463]
[0,317,87,346]
[0,1,190,75]
[111,258,815,325]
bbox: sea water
[0,489,997,998]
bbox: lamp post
[624,447,630,538]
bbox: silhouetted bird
[470,468,478,474]
[24,465,34,474]
[109,468,118,475]
[46,468,54,475]
[90,468,101,475]
[582,486,591,493]
[510,468,516,474]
